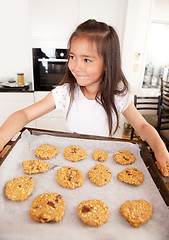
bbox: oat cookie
[34,144,59,159]
[92,149,109,162]
[78,199,109,226]
[56,166,84,189]
[88,164,112,186]
[64,145,87,162]
[117,168,144,185]
[120,200,153,227]
[155,161,169,177]
[22,160,50,174]
[29,193,65,223]
[5,176,34,201]
[113,150,136,165]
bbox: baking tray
[0,127,169,240]
[1,127,168,207]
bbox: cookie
[56,166,84,189]
[5,176,34,201]
[120,200,153,227]
[78,199,109,226]
[34,144,59,159]
[155,161,169,177]
[117,168,144,185]
[92,149,109,162]
[22,160,50,174]
[113,150,136,165]
[88,164,112,186]
[64,145,87,162]
[29,193,65,223]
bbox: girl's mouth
[75,74,88,79]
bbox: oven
[32,48,68,91]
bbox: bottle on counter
[17,73,24,86]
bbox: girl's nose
[75,60,83,71]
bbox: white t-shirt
[52,83,132,137]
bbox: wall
[121,0,154,95]
[152,0,169,22]
[0,0,32,83]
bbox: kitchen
[0,0,168,136]
[0,0,169,239]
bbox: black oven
[32,48,68,91]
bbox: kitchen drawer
[0,92,35,127]
[36,118,65,131]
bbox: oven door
[33,58,68,91]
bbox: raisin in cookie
[5,176,34,201]
[92,149,109,162]
[22,160,50,174]
[64,145,87,162]
[120,200,153,227]
[113,150,136,165]
[88,164,112,186]
[78,199,109,227]
[117,168,144,185]
[29,193,65,223]
[34,144,59,159]
[56,166,84,189]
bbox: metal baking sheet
[0,128,168,240]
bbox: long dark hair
[60,19,128,136]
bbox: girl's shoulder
[51,83,71,109]
[114,92,133,113]
[52,83,79,95]
[52,83,70,94]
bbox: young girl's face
[68,37,104,90]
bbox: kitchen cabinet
[0,92,65,132]
[34,91,65,131]
[78,0,127,41]
[30,0,127,47]
[30,0,79,48]
[0,93,35,128]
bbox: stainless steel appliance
[32,48,67,91]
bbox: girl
[0,20,168,176]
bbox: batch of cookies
[5,144,153,228]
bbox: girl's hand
[155,152,169,177]
[0,140,4,152]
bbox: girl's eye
[70,55,75,60]
[85,59,91,63]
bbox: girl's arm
[0,92,55,151]
[123,101,169,176]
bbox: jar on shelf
[17,73,24,86]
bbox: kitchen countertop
[0,82,34,92]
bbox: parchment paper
[0,129,168,240]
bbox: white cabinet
[30,0,79,48]
[0,92,65,132]
[34,91,65,131]
[78,0,127,41]
[0,92,36,128]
